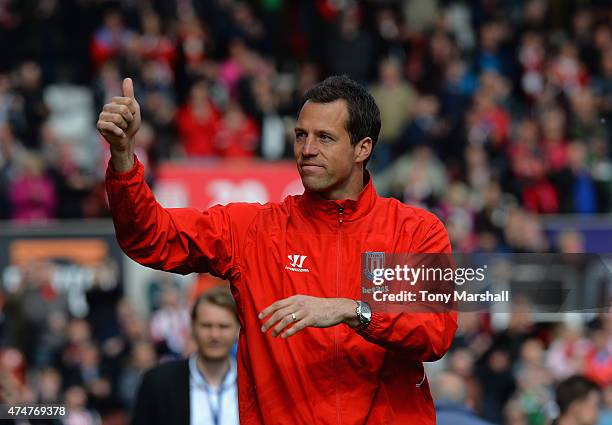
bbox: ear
[354,137,373,164]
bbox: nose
[209,326,222,340]
[302,135,318,157]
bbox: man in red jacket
[98,75,457,424]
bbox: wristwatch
[355,301,372,329]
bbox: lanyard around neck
[194,358,232,425]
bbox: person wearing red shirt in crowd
[540,108,570,172]
[97,75,457,424]
[138,11,176,66]
[177,16,210,74]
[90,9,135,69]
[509,120,559,213]
[469,90,511,150]
[176,80,221,157]
[508,118,545,181]
[215,101,259,158]
[584,326,612,388]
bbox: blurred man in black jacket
[131,286,239,425]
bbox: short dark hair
[301,75,381,167]
[555,375,600,415]
[191,285,238,323]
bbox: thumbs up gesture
[97,78,142,157]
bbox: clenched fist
[97,78,141,172]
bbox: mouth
[300,164,324,171]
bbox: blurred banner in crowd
[543,216,612,254]
[0,221,123,318]
[154,160,304,208]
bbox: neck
[196,354,230,389]
[384,80,399,89]
[314,168,366,201]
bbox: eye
[295,131,307,140]
[319,134,332,141]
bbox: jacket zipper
[335,206,344,425]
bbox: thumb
[122,77,135,99]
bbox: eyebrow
[315,130,338,140]
[294,127,339,140]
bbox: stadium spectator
[374,143,447,206]
[214,101,259,158]
[10,61,48,150]
[553,376,601,425]
[431,371,494,425]
[48,140,95,219]
[325,5,375,83]
[446,348,484,416]
[176,80,221,157]
[9,152,56,221]
[63,384,101,425]
[176,15,210,81]
[369,57,417,162]
[546,324,591,381]
[583,325,612,387]
[90,8,136,70]
[136,10,176,68]
[511,339,556,425]
[395,95,446,158]
[118,341,157,409]
[33,366,62,404]
[555,141,599,214]
[600,384,612,425]
[219,38,252,99]
[149,284,190,359]
[132,286,239,425]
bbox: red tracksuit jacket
[106,157,457,425]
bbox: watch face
[357,301,372,323]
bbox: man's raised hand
[96,78,142,172]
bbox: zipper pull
[338,206,344,224]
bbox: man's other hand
[259,295,360,338]
[96,77,141,172]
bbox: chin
[300,175,331,193]
[201,350,231,361]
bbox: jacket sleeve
[355,216,458,361]
[130,368,157,425]
[105,156,261,278]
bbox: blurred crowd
[442,303,612,425]
[0,262,207,424]
[0,0,612,424]
[0,0,609,244]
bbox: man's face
[572,390,601,425]
[192,302,239,362]
[294,100,362,195]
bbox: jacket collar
[189,353,237,390]
[298,172,377,223]
[434,401,478,416]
